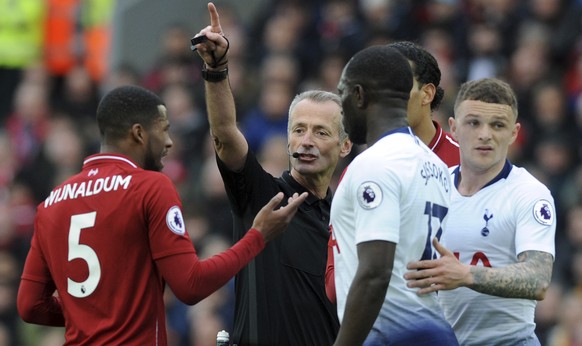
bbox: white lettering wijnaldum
[44,175,132,208]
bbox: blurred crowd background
[1,0,582,345]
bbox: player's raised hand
[252,192,308,242]
[404,237,472,294]
[191,2,229,69]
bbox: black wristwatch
[202,65,228,82]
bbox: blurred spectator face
[359,0,392,29]
[509,23,550,88]
[567,205,582,247]
[64,66,95,102]
[259,81,294,120]
[0,132,16,187]
[162,25,191,58]
[420,28,457,91]
[319,54,346,92]
[469,24,501,56]
[101,64,141,94]
[425,0,459,24]
[534,137,571,177]
[161,83,198,126]
[261,54,299,87]
[258,134,289,176]
[13,82,48,123]
[45,118,83,169]
[533,83,566,127]
[530,0,562,21]
[160,60,192,87]
[263,16,300,53]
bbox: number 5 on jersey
[68,212,101,298]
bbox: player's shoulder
[358,136,424,171]
[504,165,555,205]
[507,165,550,191]
[133,169,175,189]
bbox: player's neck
[456,162,504,196]
[412,118,437,146]
[367,108,408,146]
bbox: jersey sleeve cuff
[247,228,265,249]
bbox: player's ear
[354,84,368,109]
[509,122,521,145]
[422,83,436,106]
[131,123,146,145]
[448,117,457,141]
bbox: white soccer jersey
[331,127,454,343]
[439,161,556,346]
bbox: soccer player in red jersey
[16,85,306,345]
[326,41,460,304]
[392,41,460,167]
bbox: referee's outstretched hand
[192,2,229,69]
[252,192,308,243]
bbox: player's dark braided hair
[389,41,445,111]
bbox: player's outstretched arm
[158,192,307,305]
[404,238,552,300]
[192,2,247,171]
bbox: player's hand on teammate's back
[404,237,472,294]
[252,192,307,242]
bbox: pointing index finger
[207,2,222,34]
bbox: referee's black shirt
[217,151,340,346]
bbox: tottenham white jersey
[439,162,556,346]
[331,127,454,343]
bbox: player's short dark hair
[96,85,165,141]
[343,45,412,104]
[454,78,518,119]
[389,41,444,111]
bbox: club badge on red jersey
[166,206,186,235]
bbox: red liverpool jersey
[428,121,460,167]
[21,154,195,345]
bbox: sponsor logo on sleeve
[533,199,554,226]
[166,206,186,235]
[357,182,382,210]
